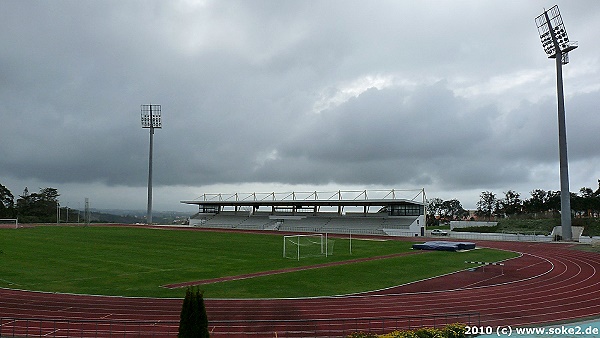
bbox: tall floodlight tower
[141,104,162,225]
[535,6,578,241]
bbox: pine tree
[178,287,209,338]
[178,287,192,337]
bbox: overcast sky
[1,0,599,213]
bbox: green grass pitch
[0,226,518,298]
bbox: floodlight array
[141,104,162,129]
[535,5,577,61]
[538,24,571,56]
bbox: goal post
[0,218,18,229]
[283,233,334,261]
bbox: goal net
[283,233,335,260]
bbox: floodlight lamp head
[535,5,577,62]
[141,104,162,129]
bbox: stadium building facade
[181,189,426,236]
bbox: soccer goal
[0,218,19,229]
[283,233,335,260]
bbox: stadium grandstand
[181,189,426,236]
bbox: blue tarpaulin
[412,241,476,251]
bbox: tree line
[4,180,600,225]
[427,180,600,225]
[0,183,64,223]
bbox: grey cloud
[1,0,599,211]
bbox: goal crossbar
[0,218,18,229]
[283,233,330,261]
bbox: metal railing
[208,312,479,337]
[0,317,178,337]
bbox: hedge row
[347,323,466,338]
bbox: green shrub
[347,323,466,338]
[178,287,209,338]
[347,333,379,338]
[452,225,499,233]
[575,217,600,236]
[443,323,467,338]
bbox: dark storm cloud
[251,82,564,190]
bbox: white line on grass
[0,277,21,286]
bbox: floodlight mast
[535,5,577,241]
[141,104,162,225]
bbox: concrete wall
[447,231,553,242]
[579,236,600,244]
[551,226,584,240]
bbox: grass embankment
[574,218,600,236]
[453,217,600,236]
[0,226,517,298]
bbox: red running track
[1,238,600,337]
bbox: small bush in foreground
[178,287,209,338]
[347,323,466,338]
[347,333,378,338]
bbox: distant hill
[87,209,191,225]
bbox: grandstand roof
[181,189,425,208]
